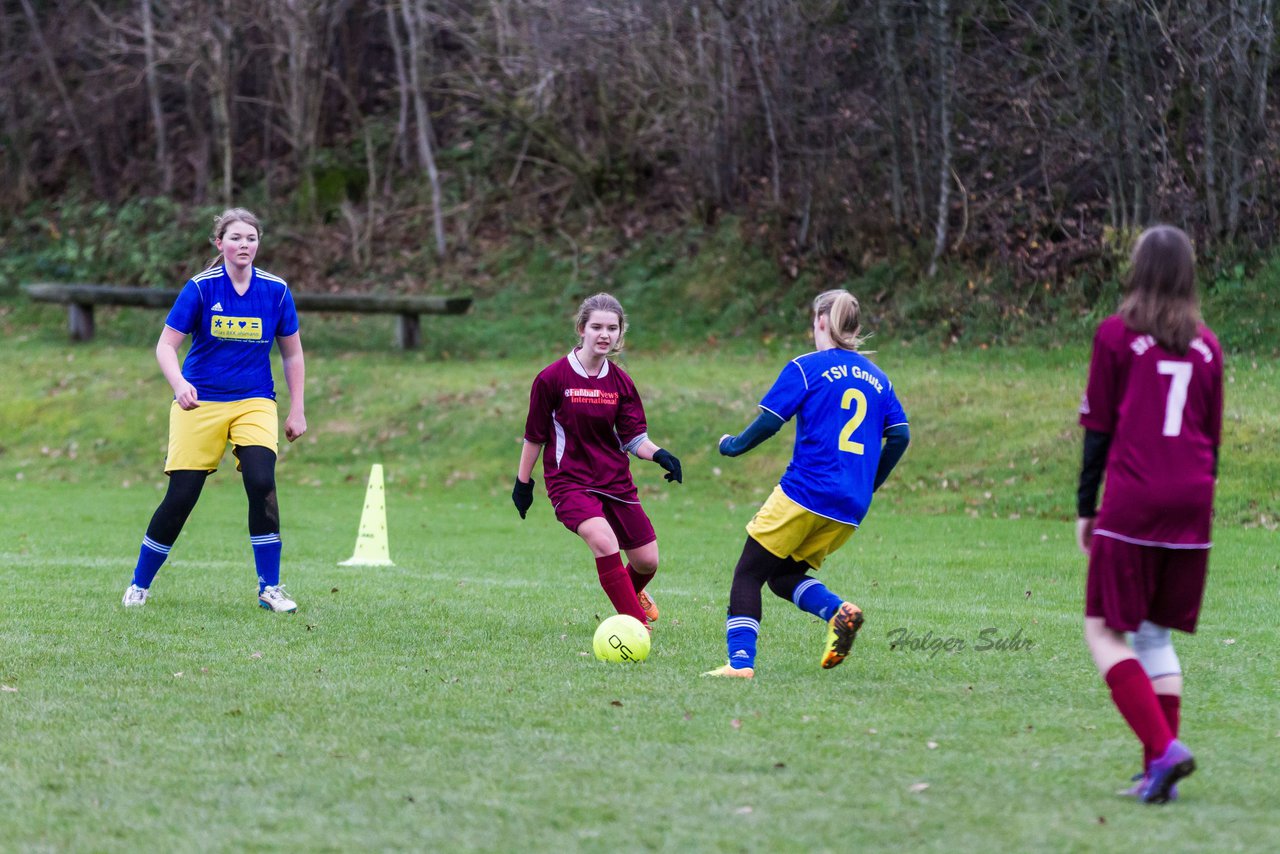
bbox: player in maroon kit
[512,293,682,628]
[1076,225,1223,804]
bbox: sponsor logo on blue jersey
[211,315,264,341]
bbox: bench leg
[69,303,95,342]
[397,313,421,349]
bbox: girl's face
[216,221,259,270]
[578,310,622,358]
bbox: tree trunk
[184,77,211,204]
[202,11,236,207]
[718,12,736,204]
[385,0,412,180]
[268,1,338,222]
[1254,0,1273,128]
[878,0,906,226]
[210,74,234,206]
[1202,61,1222,235]
[140,0,173,194]
[1117,11,1141,228]
[402,0,447,259]
[742,8,782,206]
[18,0,107,197]
[928,0,953,277]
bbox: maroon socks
[595,553,649,624]
[1145,693,1183,770]
[1105,658,1174,764]
[626,563,653,594]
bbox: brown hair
[1119,225,1200,355]
[812,289,867,351]
[574,292,628,354]
[206,208,263,269]
[212,207,262,242]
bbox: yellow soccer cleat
[637,589,659,623]
[703,663,755,679]
[821,602,864,669]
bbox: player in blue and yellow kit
[704,290,909,678]
[121,208,307,613]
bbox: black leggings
[727,536,816,621]
[144,445,279,545]
[237,445,280,535]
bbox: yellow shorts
[165,398,278,473]
[745,485,856,569]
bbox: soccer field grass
[2,335,1278,851]
[2,479,1276,852]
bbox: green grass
[2,328,1279,851]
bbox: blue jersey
[759,349,908,526]
[164,265,300,402]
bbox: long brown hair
[1118,225,1201,355]
[813,289,867,351]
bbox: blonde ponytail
[812,289,868,351]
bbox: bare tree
[384,0,413,183]
[928,0,954,277]
[710,0,782,207]
[265,0,348,220]
[5,0,1280,273]
[140,0,173,193]
[395,0,447,258]
[17,0,107,196]
[206,13,236,206]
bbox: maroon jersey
[1079,315,1223,547]
[523,350,648,504]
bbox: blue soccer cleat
[1119,772,1178,801]
[1141,740,1195,804]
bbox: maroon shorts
[1085,533,1209,633]
[552,489,656,550]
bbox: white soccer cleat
[258,585,297,613]
[122,584,149,607]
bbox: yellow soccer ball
[592,614,650,663]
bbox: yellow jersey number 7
[838,388,868,454]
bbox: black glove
[652,449,682,484]
[512,477,535,518]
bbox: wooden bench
[21,283,472,349]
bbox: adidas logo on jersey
[212,302,224,311]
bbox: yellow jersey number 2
[838,388,867,454]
